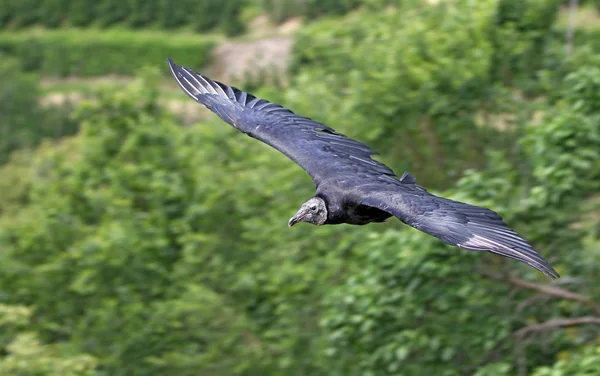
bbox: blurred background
[0,0,600,375]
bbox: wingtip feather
[459,234,560,280]
[166,57,178,74]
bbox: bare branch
[516,294,550,312]
[506,276,594,307]
[482,272,600,314]
[482,316,600,365]
[514,317,600,338]
[478,271,600,367]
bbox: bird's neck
[316,193,344,225]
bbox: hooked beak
[288,211,306,227]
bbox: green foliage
[523,67,600,209]
[294,0,562,91]
[126,0,156,28]
[317,63,600,375]
[0,304,98,375]
[69,0,96,27]
[156,0,190,28]
[0,304,32,348]
[0,0,11,27]
[491,0,561,92]
[0,148,36,217]
[253,0,401,23]
[0,69,343,375]
[0,333,99,376]
[0,56,79,165]
[569,0,600,10]
[2,62,599,374]
[292,0,512,188]
[254,0,353,23]
[531,346,600,376]
[38,0,69,28]
[0,30,215,76]
[6,0,42,27]
[0,57,41,163]
[0,0,408,33]
[95,0,129,27]
[214,0,247,36]
[2,1,600,375]
[0,0,247,35]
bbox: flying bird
[166,58,559,279]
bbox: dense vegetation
[0,56,78,164]
[0,0,247,34]
[1,0,600,375]
[0,30,215,77]
[0,0,397,34]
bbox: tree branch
[516,294,550,312]
[483,273,600,314]
[482,316,600,366]
[513,317,600,338]
[478,271,600,368]
[506,276,594,307]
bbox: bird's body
[167,58,559,279]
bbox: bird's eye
[310,205,317,211]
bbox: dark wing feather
[360,185,559,279]
[167,58,396,187]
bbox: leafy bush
[1,59,599,375]
[0,0,247,35]
[0,304,98,376]
[0,55,79,165]
[0,0,11,27]
[69,0,96,26]
[253,0,399,23]
[318,64,600,375]
[531,346,600,376]
[289,0,569,189]
[0,57,41,163]
[0,30,215,76]
[38,0,69,28]
[0,0,393,32]
[0,70,313,375]
[491,0,561,91]
[291,1,508,188]
[6,0,42,27]
[95,0,129,27]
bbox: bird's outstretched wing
[167,58,397,187]
[359,181,560,279]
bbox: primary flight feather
[167,58,559,280]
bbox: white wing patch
[458,234,550,273]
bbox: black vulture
[167,58,559,280]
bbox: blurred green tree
[0,1,600,375]
[0,56,78,165]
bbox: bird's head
[288,197,328,227]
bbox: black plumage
[167,58,559,279]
